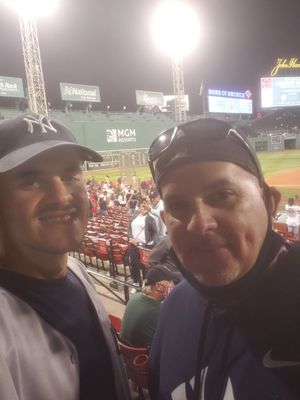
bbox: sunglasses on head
[147,118,264,186]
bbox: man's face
[160,161,271,287]
[139,203,149,215]
[0,148,89,260]
[150,195,160,207]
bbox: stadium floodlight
[3,0,59,114]
[3,0,58,18]
[151,0,201,58]
[151,0,201,122]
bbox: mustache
[190,233,227,251]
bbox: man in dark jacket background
[148,118,300,400]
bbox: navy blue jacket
[149,236,300,400]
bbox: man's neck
[0,250,68,279]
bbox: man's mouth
[38,209,78,224]
[39,215,73,223]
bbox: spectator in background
[128,189,139,216]
[117,176,122,187]
[148,236,183,284]
[120,265,175,348]
[99,193,108,216]
[103,175,111,191]
[117,191,127,207]
[149,189,167,242]
[285,197,300,239]
[132,171,137,189]
[107,193,115,209]
[128,201,158,287]
[88,192,98,217]
[140,179,148,197]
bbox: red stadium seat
[94,238,112,271]
[118,340,149,399]
[108,314,122,335]
[138,247,151,269]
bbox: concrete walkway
[94,280,126,318]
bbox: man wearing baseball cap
[148,118,300,399]
[0,113,130,400]
[120,265,175,348]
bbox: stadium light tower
[151,1,201,122]
[3,0,59,115]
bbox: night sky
[0,0,299,114]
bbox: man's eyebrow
[164,178,236,194]
[15,169,41,178]
[205,178,237,190]
[15,163,83,177]
[163,193,186,203]
[63,165,83,173]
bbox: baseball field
[259,150,300,210]
[85,149,300,211]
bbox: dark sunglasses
[147,118,264,186]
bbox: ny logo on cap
[23,114,58,135]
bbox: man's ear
[155,281,165,293]
[266,186,281,217]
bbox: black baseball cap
[149,189,159,199]
[144,265,176,286]
[148,118,264,192]
[0,112,103,172]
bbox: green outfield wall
[1,108,300,160]
[248,133,300,152]
[0,108,184,152]
[65,118,175,151]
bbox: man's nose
[47,177,73,205]
[187,201,217,235]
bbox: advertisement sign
[163,94,190,111]
[136,90,164,106]
[0,76,24,98]
[207,88,253,114]
[60,82,101,102]
[261,76,300,108]
[271,57,300,76]
[106,128,137,144]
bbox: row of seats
[273,221,299,243]
[74,209,152,284]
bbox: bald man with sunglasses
[148,118,300,400]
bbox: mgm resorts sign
[106,128,137,144]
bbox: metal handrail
[87,267,141,304]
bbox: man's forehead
[32,146,82,162]
[160,160,259,193]
[5,148,83,175]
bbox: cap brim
[0,140,103,173]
